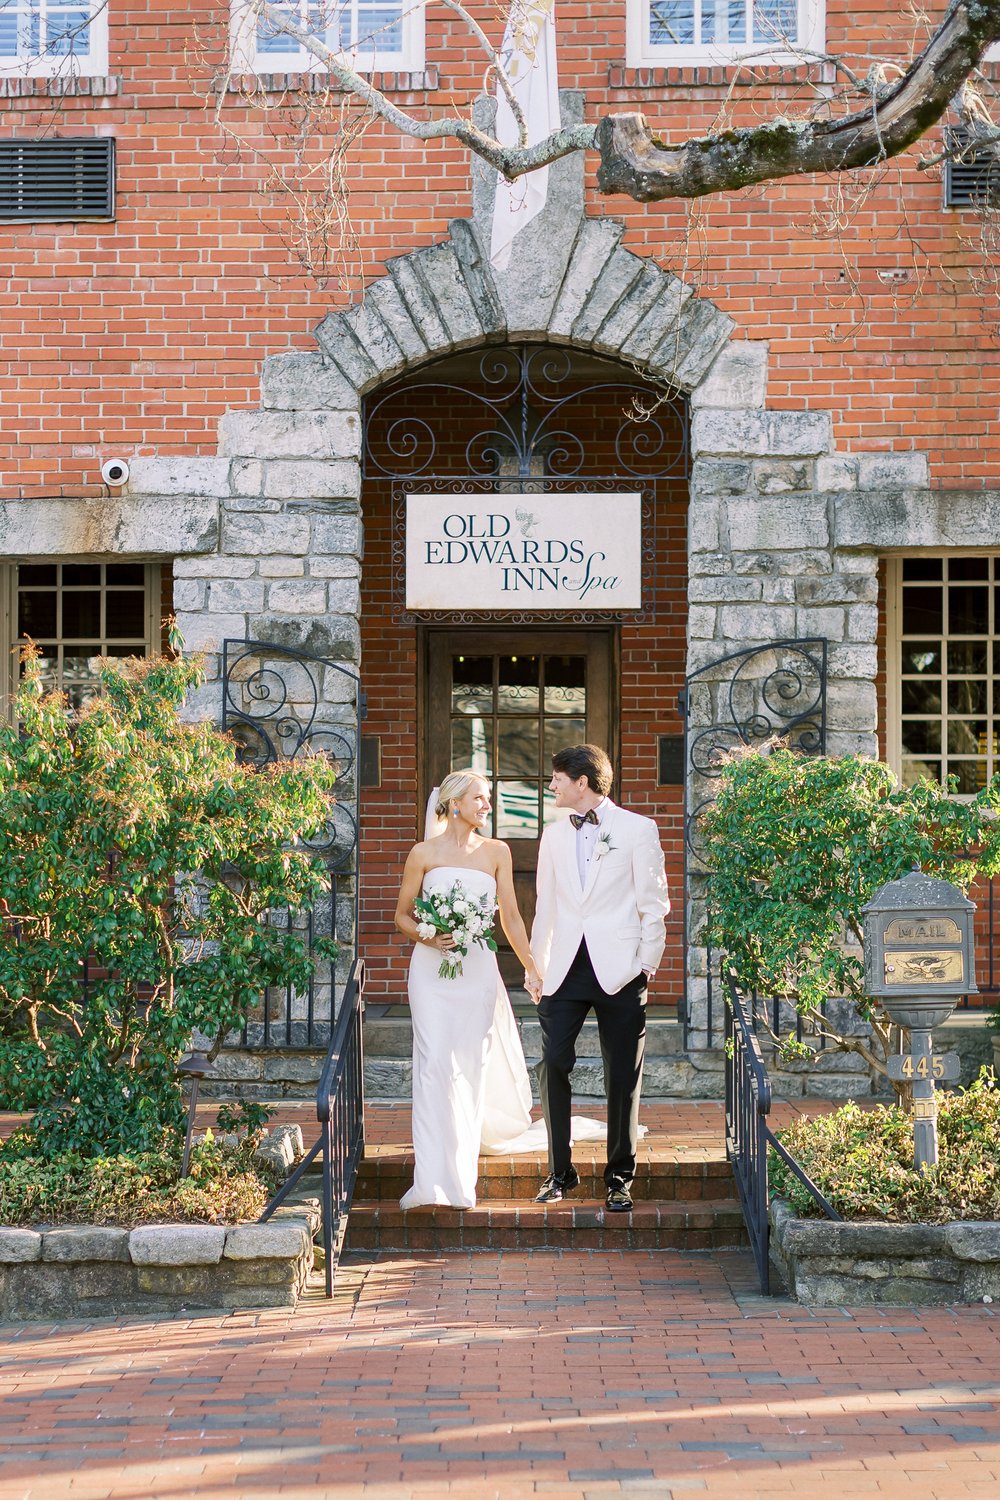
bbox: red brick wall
[1,2,997,497]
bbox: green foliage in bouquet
[0,647,337,1159]
[702,747,1000,1083]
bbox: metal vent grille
[945,130,1000,209]
[0,138,115,222]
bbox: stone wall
[771,1199,1000,1306]
[0,1217,315,1321]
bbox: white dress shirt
[574,798,607,888]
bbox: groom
[527,745,669,1212]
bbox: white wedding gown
[401,865,605,1211]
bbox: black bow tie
[570,809,600,830]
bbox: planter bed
[771,1198,1000,1305]
[0,1209,317,1321]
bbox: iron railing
[259,957,366,1297]
[724,968,842,1294]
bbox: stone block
[834,491,1000,551]
[690,340,768,410]
[732,550,831,576]
[223,1223,311,1261]
[362,274,430,363]
[257,556,305,577]
[691,459,752,497]
[409,242,485,350]
[570,245,646,348]
[693,409,832,459]
[42,1227,130,1263]
[173,580,206,612]
[222,513,311,556]
[338,299,405,381]
[827,644,878,678]
[263,1054,323,1083]
[260,351,359,411]
[313,314,380,388]
[754,460,812,494]
[311,512,363,556]
[127,457,232,498]
[826,731,879,759]
[263,459,359,501]
[255,1135,295,1173]
[0,496,219,557]
[250,614,360,663]
[209,579,267,613]
[688,576,763,603]
[717,604,796,640]
[760,578,796,603]
[309,557,361,579]
[687,604,717,639]
[448,219,506,338]
[175,556,256,579]
[128,1225,226,1266]
[796,574,879,605]
[271,1124,305,1158]
[266,580,328,615]
[176,612,248,652]
[795,606,845,642]
[619,274,693,364]
[549,218,627,339]
[727,496,829,552]
[591,262,666,356]
[386,253,451,353]
[856,452,930,489]
[208,1052,264,1081]
[0,1228,42,1263]
[668,298,736,391]
[220,410,361,462]
[944,1223,1000,1262]
[816,454,859,491]
[687,499,721,553]
[847,603,879,642]
[230,459,264,497]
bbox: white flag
[489,0,560,273]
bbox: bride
[394,769,545,1209]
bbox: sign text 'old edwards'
[405,493,642,611]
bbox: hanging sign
[405,492,642,611]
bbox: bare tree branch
[595,0,1000,200]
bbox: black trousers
[536,940,647,1187]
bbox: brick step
[353,1145,733,1203]
[344,1198,748,1253]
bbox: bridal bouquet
[413,879,498,979]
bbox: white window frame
[0,0,109,78]
[1,561,160,717]
[886,553,999,796]
[626,0,825,68]
[230,0,425,75]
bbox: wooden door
[424,628,615,987]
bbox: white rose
[416,921,437,941]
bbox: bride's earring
[452,806,459,818]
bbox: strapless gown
[401,865,604,1210]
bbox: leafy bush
[0,648,337,1158]
[0,1132,278,1227]
[771,1074,1000,1223]
[702,747,1000,1082]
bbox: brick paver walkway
[2,1249,1000,1499]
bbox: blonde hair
[435,768,488,820]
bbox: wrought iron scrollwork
[222,639,363,1049]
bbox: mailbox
[863,867,976,1027]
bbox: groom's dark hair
[552,744,613,796]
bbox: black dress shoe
[535,1166,580,1204]
[605,1183,634,1213]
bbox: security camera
[101,458,130,486]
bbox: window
[230,0,424,74]
[626,0,824,66]
[3,562,161,715]
[888,556,998,795]
[0,0,108,77]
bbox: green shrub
[0,647,336,1159]
[771,1073,1000,1223]
[0,1132,278,1227]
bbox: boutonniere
[593,831,617,860]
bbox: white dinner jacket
[530,799,670,997]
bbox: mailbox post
[863,868,976,1171]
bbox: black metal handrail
[724,968,841,1294]
[258,956,366,1297]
